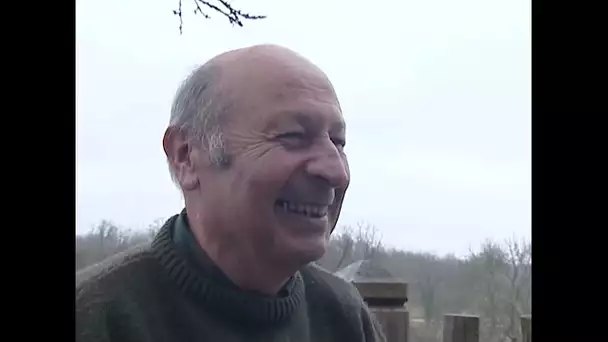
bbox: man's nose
[305,142,350,189]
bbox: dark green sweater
[76,211,387,342]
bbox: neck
[151,213,307,327]
[185,207,295,296]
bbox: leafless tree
[333,225,355,270]
[316,222,383,272]
[501,237,532,342]
[353,222,383,260]
[75,220,162,271]
[466,238,532,342]
[467,240,509,342]
[173,0,266,34]
[418,256,441,325]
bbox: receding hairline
[210,44,331,86]
[210,44,313,66]
[170,44,338,134]
[169,60,228,127]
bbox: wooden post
[354,280,409,342]
[521,315,532,342]
[443,314,479,342]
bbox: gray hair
[167,64,232,186]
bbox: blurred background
[76,1,531,341]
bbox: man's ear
[162,127,199,191]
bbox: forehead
[225,64,344,132]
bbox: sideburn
[210,147,233,169]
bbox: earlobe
[162,127,199,191]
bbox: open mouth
[275,199,329,219]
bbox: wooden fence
[337,259,531,342]
[354,279,409,342]
[354,278,532,342]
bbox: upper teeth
[279,200,328,218]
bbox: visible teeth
[304,205,312,215]
[305,205,318,216]
[277,200,327,218]
[296,204,306,214]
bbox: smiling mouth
[275,199,329,218]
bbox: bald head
[209,44,329,80]
[206,44,338,119]
[166,44,339,179]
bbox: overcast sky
[76,0,531,257]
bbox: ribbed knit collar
[151,210,305,328]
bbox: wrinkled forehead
[219,58,343,131]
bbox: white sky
[76,0,531,257]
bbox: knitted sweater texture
[75,212,386,342]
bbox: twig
[173,0,267,34]
[193,0,210,19]
[216,0,267,24]
[173,0,184,35]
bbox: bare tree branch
[173,0,267,34]
[335,229,354,270]
[193,1,211,19]
[355,221,383,260]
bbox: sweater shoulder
[75,243,163,342]
[76,243,155,296]
[302,263,387,342]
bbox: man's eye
[276,132,310,149]
[278,132,305,139]
[332,138,346,148]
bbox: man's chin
[280,236,328,267]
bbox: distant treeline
[76,220,531,342]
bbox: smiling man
[76,44,386,342]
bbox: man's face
[198,62,350,265]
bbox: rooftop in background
[335,259,402,283]
[335,259,409,307]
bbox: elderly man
[76,44,386,342]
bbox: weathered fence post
[442,314,479,342]
[356,279,409,342]
[335,260,409,342]
[521,315,532,342]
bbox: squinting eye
[332,138,346,148]
[278,132,305,140]
[276,132,309,148]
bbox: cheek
[248,151,301,193]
